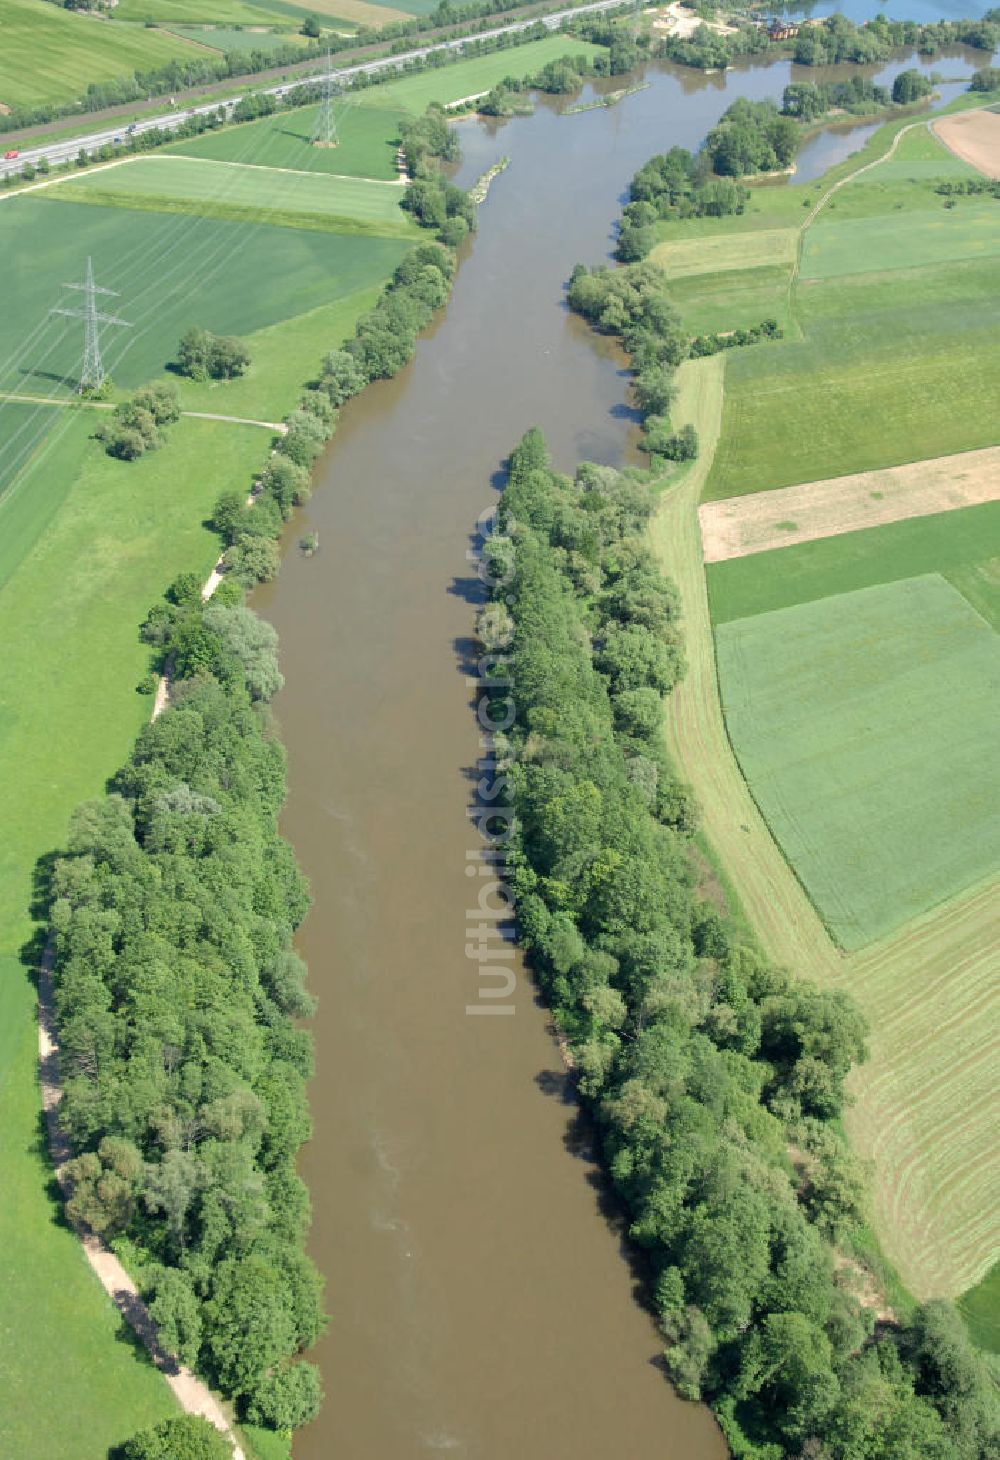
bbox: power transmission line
[310,51,340,147]
[50,257,132,393]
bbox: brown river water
[249,43,968,1459]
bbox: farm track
[652,352,1000,1299]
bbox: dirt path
[182,410,287,432]
[0,393,286,433]
[37,941,245,1458]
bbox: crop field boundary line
[650,356,842,981]
[651,357,1000,1299]
[155,151,407,185]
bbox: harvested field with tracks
[935,108,1000,179]
[700,447,1000,563]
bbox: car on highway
[4,149,19,160]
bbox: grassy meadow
[0,414,268,1460]
[358,36,602,111]
[48,155,417,235]
[171,101,410,179]
[801,202,1000,279]
[715,574,1000,949]
[0,0,207,109]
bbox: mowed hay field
[655,361,1000,1303]
[700,447,1000,564]
[48,155,417,235]
[0,0,208,108]
[715,574,1000,949]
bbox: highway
[4,0,627,177]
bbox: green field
[665,263,797,338]
[706,500,1000,625]
[171,24,313,52]
[654,360,1000,1301]
[959,1263,1000,1352]
[653,226,798,278]
[716,573,1000,949]
[704,256,1000,497]
[0,197,410,391]
[0,0,207,108]
[48,155,417,235]
[802,202,1000,280]
[113,0,297,23]
[0,402,67,506]
[0,414,270,1460]
[171,101,410,180]
[358,36,602,111]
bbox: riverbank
[0,48,506,1454]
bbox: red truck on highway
[4,149,19,160]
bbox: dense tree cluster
[935,175,1000,199]
[567,261,696,461]
[477,51,597,116]
[618,147,747,259]
[97,382,180,461]
[656,10,999,73]
[176,328,251,382]
[690,318,782,357]
[489,427,1000,1460]
[705,98,800,177]
[792,12,998,66]
[892,68,934,105]
[115,1417,230,1460]
[49,594,324,1433]
[400,103,460,176]
[970,65,1000,91]
[399,106,475,245]
[781,76,889,121]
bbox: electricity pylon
[51,257,132,392]
[310,50,340,147]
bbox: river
[251,36,979,1459]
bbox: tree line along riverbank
[485,422,1000,1459]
